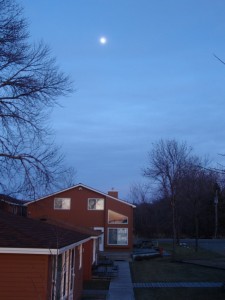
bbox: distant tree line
[131,139,225,251]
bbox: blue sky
[20,0,225,199]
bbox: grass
[135,288,225,300]
[131,257,225,282]
[82,280,109,300]
[131,242,225,300]
[161,242,225,261]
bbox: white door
[94,227,104,251]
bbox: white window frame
[92,239,97,264]
[107,228,128,246]
[87,198,104,210]
[54,198,71,210]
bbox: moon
[99,36,107,45]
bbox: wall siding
[83,239,94,280]
[0,254,49,300]
[74,246,84,300]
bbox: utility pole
[214,190,218,239]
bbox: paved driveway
[189,239,225,256]
[159,238,225,256]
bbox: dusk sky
[20,0,225,199]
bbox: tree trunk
[172,199,176,260]
[195,213,199,252]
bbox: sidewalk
[134,282,224,288]
[108,260,135,300]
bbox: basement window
[54,198,71,210]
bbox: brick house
[25,183,135,252]
[0,210,92,300]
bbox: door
[94,227,104,251]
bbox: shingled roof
[0,194,28,205]
[44,218,102,237]
[0,211,91,254]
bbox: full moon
[99,36,107,45]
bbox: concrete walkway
[134,282,224,288]
[108,260,135,300]
[100,253,225,300]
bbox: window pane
[108,210,128,224]
[96,199,104,210]
[117,228,128,245]
[56,254,62,299]
[54,198,71,210]
[88,198,104,210]
[108,229,118,244]
[108,228,128,245]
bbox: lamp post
[214,190,218,239]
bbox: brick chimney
[108,190,118,198]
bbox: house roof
[44,218,102,237]
[0,194,28,206]
[25,183,136,208]
[0,210,91,255]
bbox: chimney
[108,189,118,198]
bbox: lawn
[131,257,225,282]
[134,288,225,300]
[161,242,225,261]
[83,279,110,290]
[131,243,225,300]
[82,279,109,300]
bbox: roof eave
[25,183,136,208]
[0,237,92,255]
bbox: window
[108,210,128,224]
[53,251,73,300]
[54,198,71,210]
[88,198,104,210]
[62,252,68,297]
[108,228,128,245]
[56,254,62,299]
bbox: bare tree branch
[0,0,75,199]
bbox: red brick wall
[0,254,49,300]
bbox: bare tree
[129,182,152,204]
[178,159,218,251]
[0,0,73,199]
[143,139,193,255]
